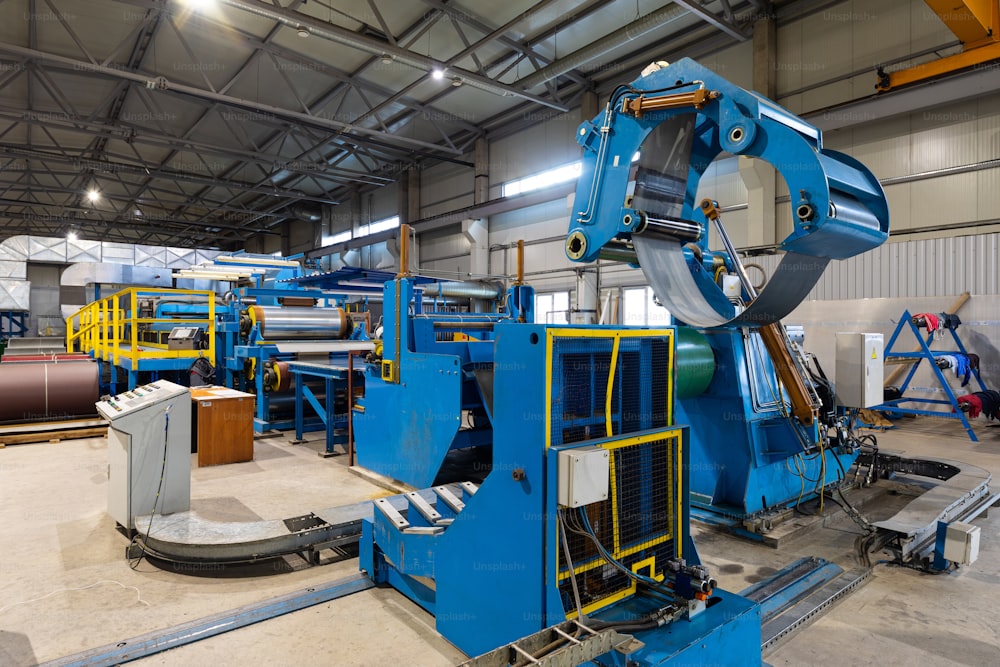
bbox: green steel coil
[674,327,715,398]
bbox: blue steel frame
[287,361,364,456]
[360,324,762,664]
[0,310,27,339]
[223,286,352,434]
[874,309,987,442]
[353,277,534,487]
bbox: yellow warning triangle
[871,349,878,359]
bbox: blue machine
[566,58,890,526]
[353,275,534,487]
[358,59,890,665]
[361,323,761,663]
[213,262,374,438]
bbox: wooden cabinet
[189,386,254,467]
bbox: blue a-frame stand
[875,309,987,442]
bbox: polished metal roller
[248,306,350,340]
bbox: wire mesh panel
[557,433,680,615]
[547,329,679,616]
[549,334,671,447]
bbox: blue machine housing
[677,330,855,518]
[360,322,762,663]
[354,278,534,487]
[566,58,890,522]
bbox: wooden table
[189,386,254,466]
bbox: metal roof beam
[0,144,338,205]
[0,42,466,156]
[214,0,570,113]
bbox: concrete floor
[1,418,998,666]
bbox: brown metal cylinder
[0,361,100,423]
[397,223,411,277]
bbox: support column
[572,270,599,324]
[474,138,489,205]
[462,218,488,277]
[741,13,777,247]
[580,90,599,122]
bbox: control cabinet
[97,380,191,531]
[835,332,884,408]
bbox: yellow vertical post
[515,239,525,285]
[397,223,412,278]
[207,290,216,372]
[130,289,138,367]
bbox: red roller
[1,353,92,363]
[0,361,100,423]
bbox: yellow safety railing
[66,287,215,368]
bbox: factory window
[323,230,351,245]
[502,162,581,197]
[360,215,400,236]
[322,215,399,247]
[622,287,670,326]
[535,291,570,324]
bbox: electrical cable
[558,510,585,622]
[128,404,171,571]
[0,580,150,614]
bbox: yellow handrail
[64,287,216,368]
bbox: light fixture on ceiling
[380,53,394,65]
[67,230,78,241]
[183,0,215,10]
[451,77,463,87]
[431,68,444,80]
[296,25,309,38]
[86,188,100,203]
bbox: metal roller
[0,361,99,423]
[248,306,350,340]
[425,281,504,301]
[4,337,66,356]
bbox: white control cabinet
[558,446,610,508]
[97,380,191,530]
[835,333,884,408]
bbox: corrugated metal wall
[753,233,1000,300]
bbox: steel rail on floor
[39,573,374,667]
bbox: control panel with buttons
[96,380,182,421]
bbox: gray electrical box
[167,326,202,350]
[942,522,980,565]
[558,446,610,508]
[835,333,884,408]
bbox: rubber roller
[246,306,350,340]
[262,360,292,392]
[0,361,100,423]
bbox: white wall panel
[420,162,474,219]
[751,232,1000,301]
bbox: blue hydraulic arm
[566,58,889,328]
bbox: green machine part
[674,326,715,398]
